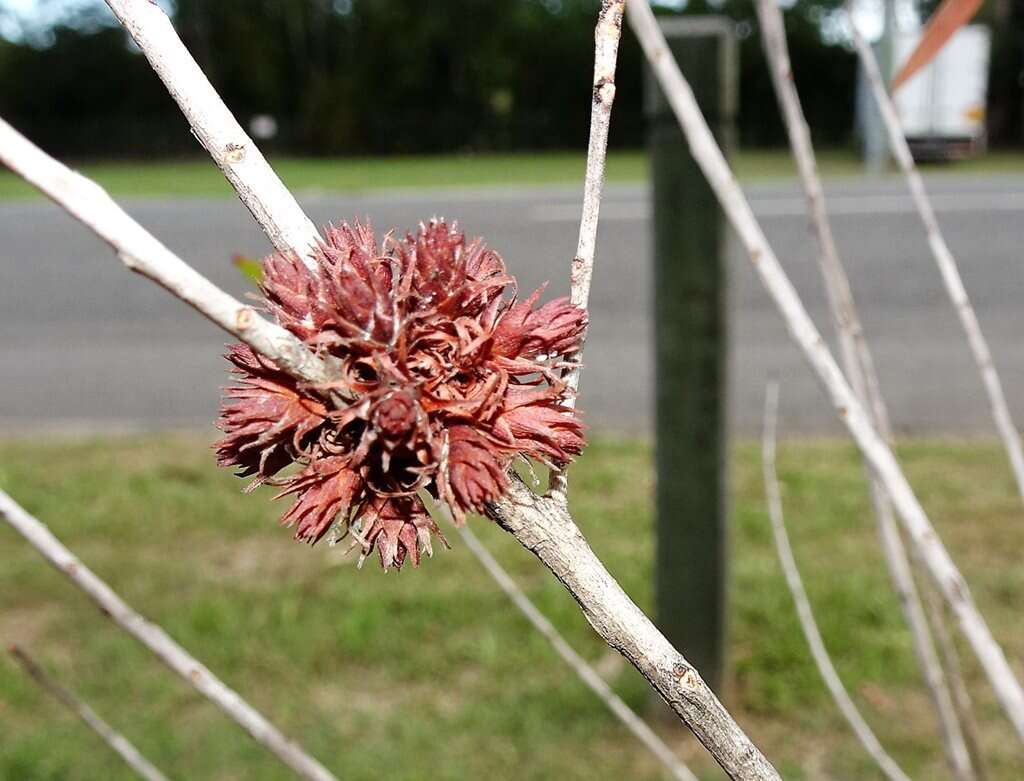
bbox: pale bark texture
[0,492,338,781]
[848,7,1024,506]
[754,3,974,776]
[0,119,332,390]
[457,524,697,781]
[487,478,782,780]
[626,0,1024,739]
[761,383,911,781]
[6,0,1018,771]
[919,561,991,779]
[102,0,320,258]
[0,115,781,780]
[8,645,170,781]
[552,0,626,499]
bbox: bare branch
[569,0,626,345]
[754,3,975,776]
[456,524,698,781]
[487,480,781,780]
[0,492,338,781]
[847,7,1024,505]
[761,383,910,781]
[7,644,169,781]
[0,118,332,389]
[2,115,778,780]
[102,0,320,258]
[755,0,890,438]
[626,0,1024,739]
[918,562,990,779]
[551,0,627,500]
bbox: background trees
[4,0,1000,158]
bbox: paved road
[2,174,1023,437]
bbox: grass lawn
[3,148,1024,201]
[0,435,1021,779]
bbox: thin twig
[916,552,990,780]
[456,524,698,781]
[761,383,911,781]
[626,0,1024,739]
[0,492,338,781]
[754,3,975,776]
[1,116,779,781]
[7,644,169,781]
[847,6,1024,505]
[102,0,320,258]
[83,4,688,762]
[550,0,627,501]
[486,479,782,780]
[754,0,889,438]
[0,119,332,390]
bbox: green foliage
[0,23,189,157]
[3,145,1021,201]
[22,145,1019,201]
[0,435,1021,778]
[3,1,1022,157]
[0,0,869,158]
[666,0,859,147]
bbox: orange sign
[891,0,984,92]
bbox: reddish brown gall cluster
[216,220,586,569]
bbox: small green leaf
[232,254,263,285]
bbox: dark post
[644,16,736,693]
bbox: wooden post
[644,15,736,693]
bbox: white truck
[893,24,992,161]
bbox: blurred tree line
[0,0,1020,159]
[984,0,1024,144]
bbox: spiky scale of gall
[216,219,586,570]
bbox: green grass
[5,147,1024,201]
[0,436,1021,779]
[0,151,638,200]
[4,148,1023,201]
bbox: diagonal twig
[0,492,337,781]
[102,0,320,258]
[102,7,691,764]
[455,523,697,781]
[101,5,680,756]
[0,115,779,780]
[918,570,990,779]
[847,6,1024,506]
[626,0,1024,739]
[754,3,975,776]
[486,477,781,780]
[550,0,627,501]
[761,383,910,781]
[0,118,331,390]
[7,644,170,781]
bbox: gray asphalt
[2,174,1023,438]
